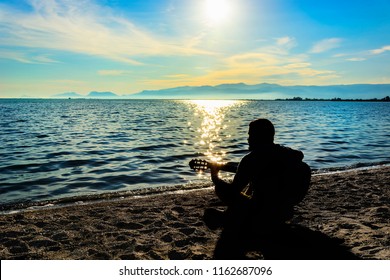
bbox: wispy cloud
[0,49,59,64]
[98,70,132,76]
[164,74,191,79]
[213,38,333,82]
[284,62,312,68]
[0,0,211,64]
[276,36,297,49]
[143,38,336,88]
[370,45,390,55]
[333,44,390,62]
[346,57,366,62]
[311,38,342,53]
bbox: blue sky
[0,0,389,97]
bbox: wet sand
[0,166,389,260]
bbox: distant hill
[52,91,118,99]
[127,83,390,100]
[87,91,118,98]
[52,92,84,98]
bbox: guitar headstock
[189,158,210,172]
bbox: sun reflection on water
[184,100,245,163]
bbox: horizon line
[50,82,390,96]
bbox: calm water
[1,99,389,206]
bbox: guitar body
[280,161,311,206]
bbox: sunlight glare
[185,100,244,163]
[190,99,238,114]
[204,0,231,24]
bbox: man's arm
[210,157,250,204]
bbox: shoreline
[0,166,389,260]
[2,163,389,214]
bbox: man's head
[248,118,275,150]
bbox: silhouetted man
[206,118,310,259]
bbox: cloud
[0,49,59,64]
[143,40,336,88]
[0,0,211,64]
[276,36,297,49]
[346,57,366,62]
[311,38,342,53]
[333,44,390,62]
[225,52,280,67]
[284,62,312,69]
[164,74,190,78]
[222,46,325,80]
[370,45,390,55]
[98,70,132,76]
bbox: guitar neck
[219,162,238,173]
[189,158,238,173]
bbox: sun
[204,0,231,25]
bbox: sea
[1,99,389,210]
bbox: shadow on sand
[244,224,360,260]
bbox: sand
[0,166,389,260]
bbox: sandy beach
[0,166,389,260]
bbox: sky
[0,0,389,98]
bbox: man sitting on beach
[205,118,310,259]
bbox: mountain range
[52,83,390,100]
[52,91,118,99]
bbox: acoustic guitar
[189,158,311,204]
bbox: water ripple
[0,99,389,205]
